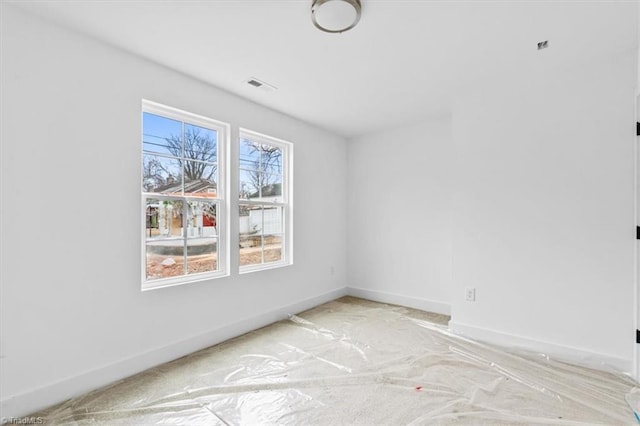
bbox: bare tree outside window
[164,126,217,182]
[143,156,169,192]
[143,125,218,193]
[240,139,282,198]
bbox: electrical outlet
[465,287,476,302]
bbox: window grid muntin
[239,137,286,203]
[142,115,219,197]
[142,100,228,289]
[238,129,291,273]
[238,201,285,266]
[144,194,221,282]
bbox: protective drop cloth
[29,297,638,425]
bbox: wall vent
[245,77,277,92]
[537,40,549,50]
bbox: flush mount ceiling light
[311,0,361,33]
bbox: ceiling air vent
[245,77,277,92]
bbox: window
[142,101,228,289]
[239,129,292,272]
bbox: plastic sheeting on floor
[31,297,638,425]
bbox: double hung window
[238,130,292,272]
[141,101,228,289]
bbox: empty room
[1,0,640,424]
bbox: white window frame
[141,100,229,290]
[239,128,293,274]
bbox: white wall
[450,51,637,371]
[347,119,453,314]
[347,48,637,372]
[0,5,347,417]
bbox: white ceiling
[10,0,639,138]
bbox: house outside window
[142,100,228,289]
[239,129,293,272]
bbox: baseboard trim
[448,320,632,375]
[346,286,451,316]
[0,287,348,420]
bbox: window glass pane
[184,161,217,197]
[187,238,217,274]
[185,201,217,238]
[239,203,251,224]
[239,235,263,266]
[246,205,263,235]
[146,199,183,239]
[239,172,281,200]
[143,154,181,194]
[143,112,182,156]
[261,145,282,175]
[239,204,262,266]
[184,123,217,164]
[239,138,260,171]
[258,174,282,201]
[263,234,283,264]
[146,245,185,280]
[239,169,262,200]
[240,204,262,240]
[262,206,283,235]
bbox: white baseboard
[449,320,632,375]
[346,286,451,316]
[0,287,348,420]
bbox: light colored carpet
[30,296,637,424]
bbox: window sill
[239,261,292,275]
[142,270,229,291]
